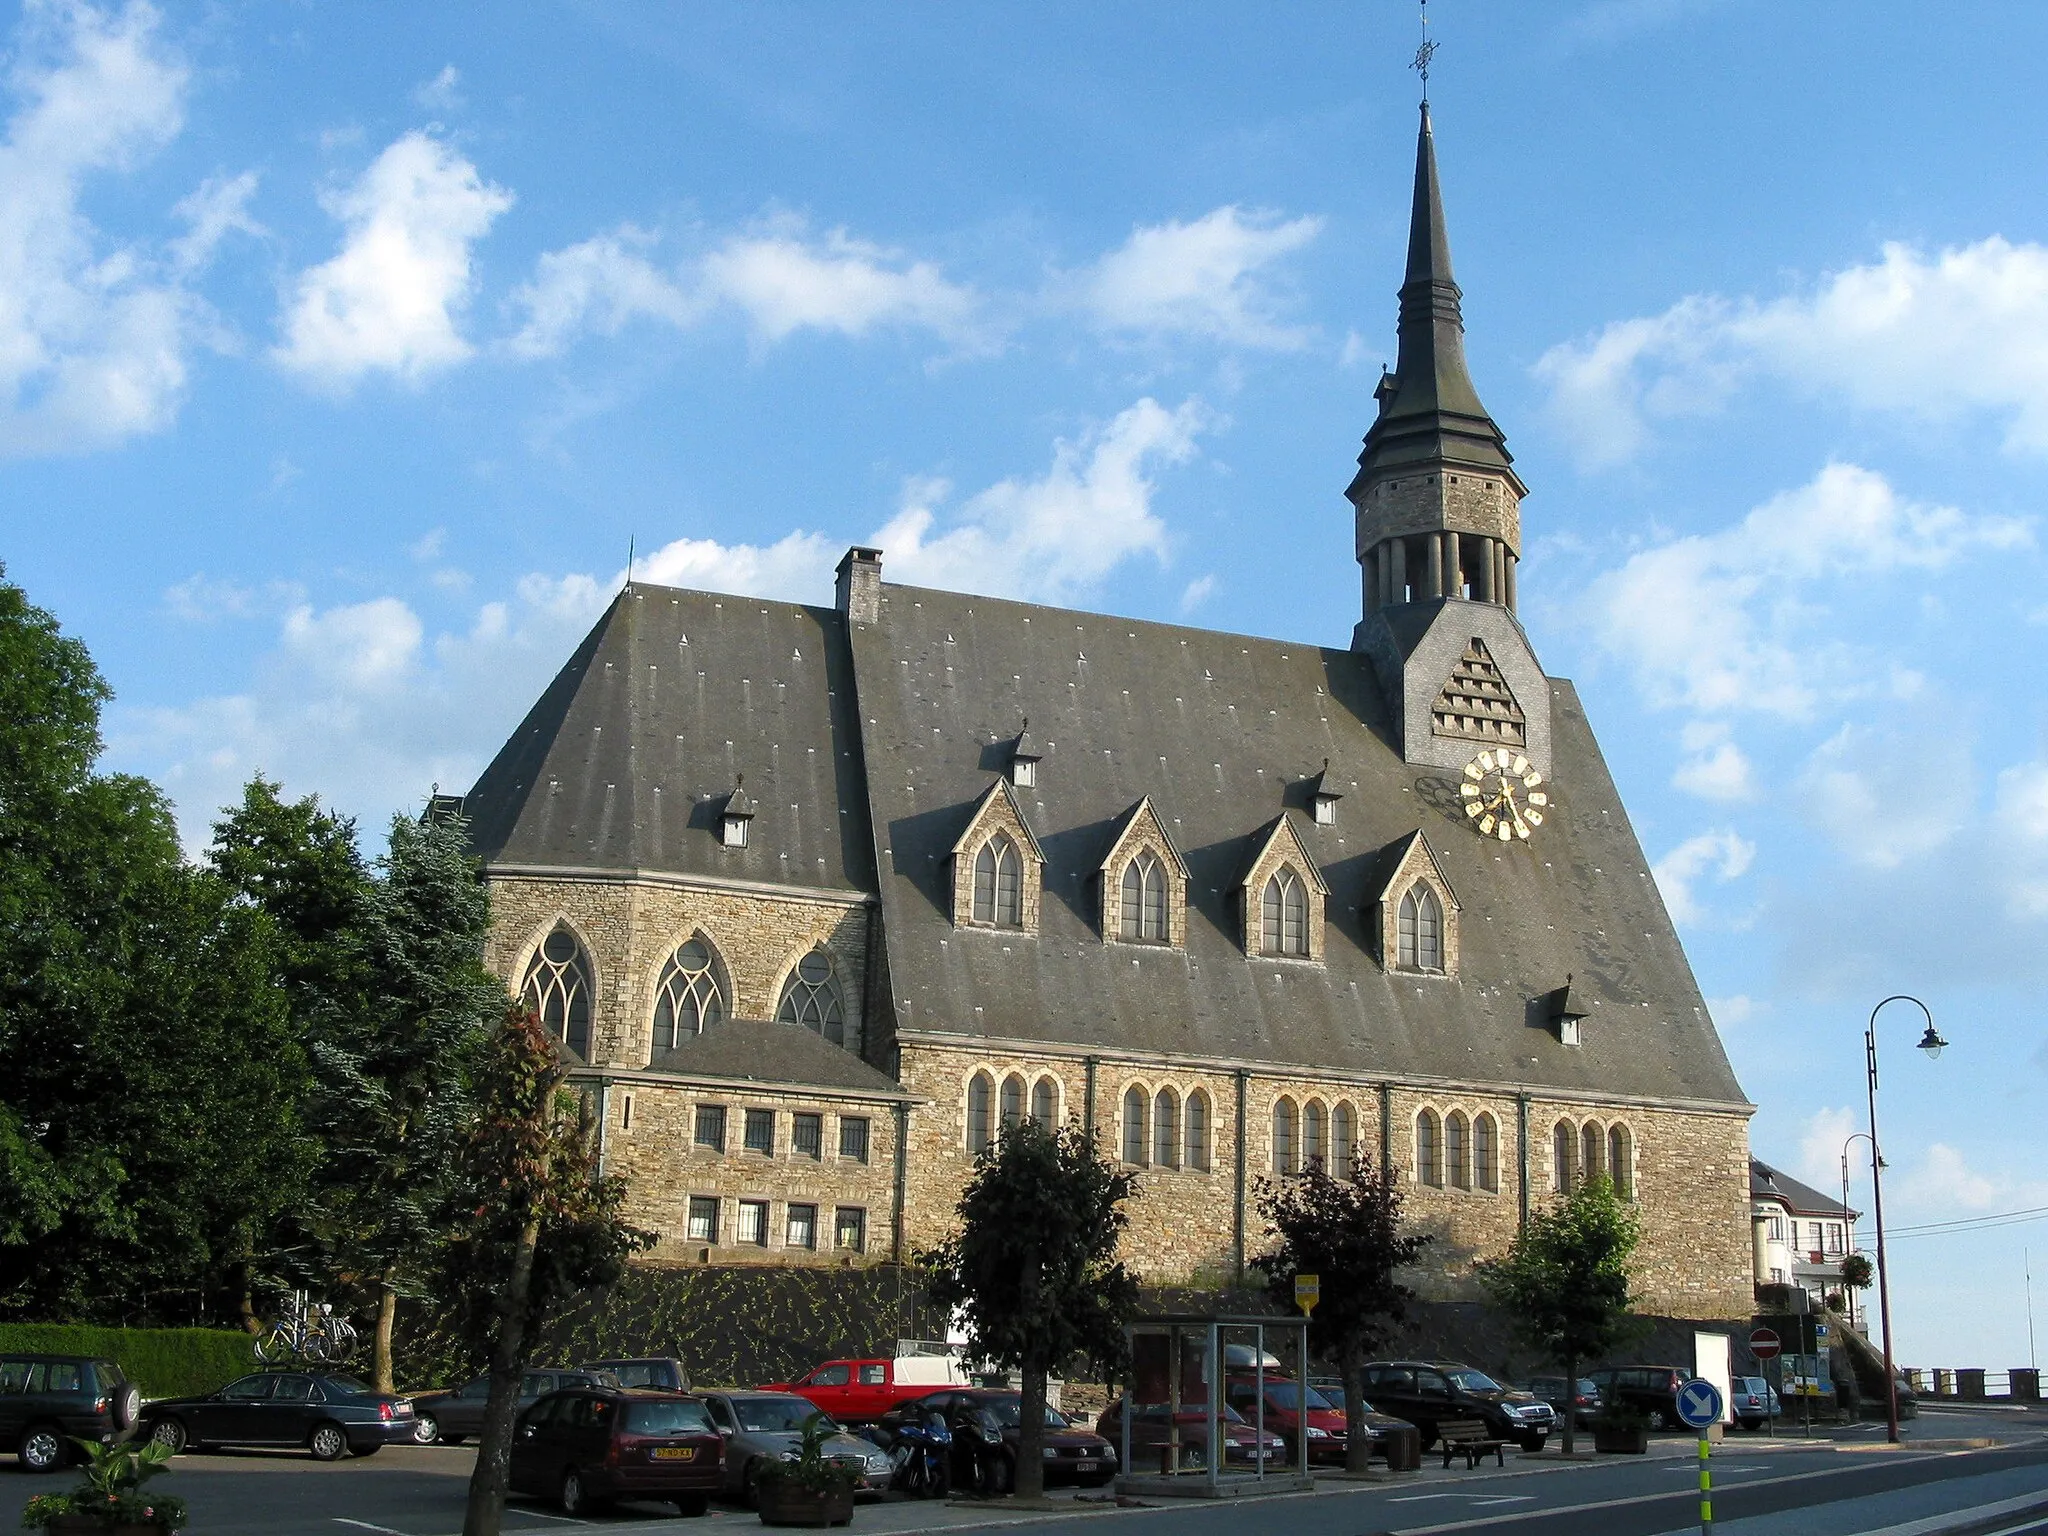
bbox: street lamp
[1838,1132,1880,1333]
[1866,995,1948,1445]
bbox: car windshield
[735,1398,826,1434]
[625,1400,714,1436]
[1260,1383,1334,1410]
[1445,1370,1503,1394]
[979,1398,1070,1429]
[321,1376,372,1396]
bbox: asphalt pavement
[2,1408,2042,1536]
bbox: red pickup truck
[766,1356,969,1423]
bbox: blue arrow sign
[1676,1377,1724,1430]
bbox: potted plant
[1590,1403,1651,1455]
[21,1438,188,1534]
[754,1411,859,1528]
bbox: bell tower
[1350,103,1551,779]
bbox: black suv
[1583,1366,1688,1429]
[0,1355,140,1472]
[1359,1361,1555,1451]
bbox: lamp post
[1840,1131,1879,1333]
[1866,995,1947,1445]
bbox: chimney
[835,546,882,624]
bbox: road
[3,1408,2043,1536]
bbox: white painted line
[1390,1492,1464,1502]
[1837,1491,2048,1536]
[333,1522,411,1536]
[1468,1495,1536,1504]
[505,1515,592,1527]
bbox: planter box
[757,1483,855,1528]
[1593,1427,1649,1455]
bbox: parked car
[880,1388,1117,1490]
[1358,1361,1554,1451]
[1584,1366,1689,1430]
[408,1368,622,1445]
[1095,1397,1287,1471]
[765,1354,968,1423]
[1222,1375,1353,1465]
[509,1387,721,1516]
[580,1357,689,1393]
[696,1389,894,1503]
[1304,1376,1419,1452]
[142,1370,416,1461]
[1525,1374,1602,1429]
[0,1354,140,1472]
[1731,1376,1781,1430]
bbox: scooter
[952,1406,1013,1497]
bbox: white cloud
[1587,463,2027,719]
[281,597,423,691]
[701,222,978,344]
[164,572,301,623]
[412,64,462,114]
[1179,574,1216,613]
[1078,206,1322,348]
[1540,237,2048,466]
[0,0,201,454]
[1673,721,1754,802]
[1795,1106,1860,1196]
[168,170,263,277]
[1795,723,1970,871]
[629,528,837,605]
[1993,758,2048,917]
[506,228,697,359]
[274,131,513,388]
[1651,828,1754,925]
[1895,1143,2002,1213]
[1706,993,1754,1029]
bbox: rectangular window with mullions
[685,1196,719,1244]
[744,1108,775,1155]
[792,1112,822,1160]
[736,1199,768,1246]
[834,1206,866,1253]
[693,1104,726,1152]
[839,1116,870,1163]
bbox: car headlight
[1102,1446,1118,1463]
[1306,1426,1329,1438]
[1043,1447,1059,1459]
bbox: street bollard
[1698,1432,1712,1535]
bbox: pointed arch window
[1303,1101,1328,1171]
[1122,1086,1148,1166]
[1582,1121,1605,1184]
[1262,869,1309,956]
[1397,884,1444,971]
[1272,1097,1298,1176]
[1185,1090,1210,1172]
[966,1072,994,1153]
[1121,851,1169,942]
[1475,1112,1500,1193]
[973,835,1024,927]
[1332,1102,1356,1176]
[1553,1120,1577,1192]
[521,925,593,1058]
[776,949,845,1046]
[1030,1076,1057,1130]
[1416,1109,1443,1187]
[651,936,725,1049]
[1608,1123,1634,1198]
[999,1073,1026,1134]
[1446,1110,1470,1190]
[1153,1089,1180,1169]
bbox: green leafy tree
[1838,1252,1873,1293]
[1252,1150,1432,1471]
[452,1007,654,1536]
[920,1119,1139,1500]
[1477,1178,1645,1454]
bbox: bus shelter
[1113,1314,1314,1499]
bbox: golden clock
[1460,750,1547,841]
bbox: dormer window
[1372,830,1460,978]
[1262,869,1309,956]
[948,779,1045,934]
[1397,883,1443,971]
[1120,851,1168,942]
[721,778,755,849]
[1010,721,1041,788]
[1547,975,1588,1047]
[1308,759,1342,826]
[972,834,1024,927]
[1097,797,1188,948]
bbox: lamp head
[1916,1024,1948,1060]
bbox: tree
[1477,1178,1644,1454]
[920,1119,1139,1500]
[451,1007,653,1536]
[1839,1252,1874,1292]
[1252,1150,1432,1472]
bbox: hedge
[0,1324,258,1400]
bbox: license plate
[651,1447,696,1461]
[1074,1459,1096,1471]
[393,1404,413,1416]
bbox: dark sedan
[408,1368,620,1445]
[882,1389,1117,1490]
[143,1371,416,1461]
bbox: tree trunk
[235,1261,262,1336]
[373,1278,399,1394]
[1560,1352,1575,1456]
[1016,1355,1047,1500]
[462,1215,541,1536]
[1343,1340,1369,1473]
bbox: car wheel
[674,1493,709,1517]
[150,1419,188,1455]
[560,1467,607,1515]
[412,1414,440,1445]
[19,1424,65,1473]
[308,1422,350,1462]
[111,1384,141,1431]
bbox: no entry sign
[1750,1327,1782,1360]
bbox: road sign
[1293,1273,1320,1317]
[1749,1327,1781,1360]
[1676,1377,1725,1430]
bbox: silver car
[698,1389,894,1504]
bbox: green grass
[0,1323,257,1399]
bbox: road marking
[333,1522,411,1535]
[505,1515,592,1527]
[1390,1493,1464,1502]
[1468,1495,1536,1504]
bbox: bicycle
[252,1292,358,1364]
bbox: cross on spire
[1410,0,1438,104]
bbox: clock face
[1460,750,1548,841]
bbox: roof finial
[625,531,636,591]
[1410,0,1438,108]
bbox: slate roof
[852,581,1747,1109]
[640,1017,911,1100]
[464,586,876,894]
[1751,1158,1854,1218]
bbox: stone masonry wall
[1354,469,1522,556]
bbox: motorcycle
[952,1406,1012,1497]
[872,1410,952,1498]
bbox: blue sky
[6,0,2047,1368]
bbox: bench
[1435,1417,1507,1469]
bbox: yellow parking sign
[1294,1273,1320,1317]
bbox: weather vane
[1411,0,1438,104]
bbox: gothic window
[651,936,725,1049]
[966,1072,994,1154]
[1416,1109,1443,1188]
[1553,1120,1576,1192]
[1122,1086,1148,1166]
[1121,851,1169,942]
[1475,1112,1500,1193]
[1447,1110,1471,1190]
[521,925,593,1058]
[1332,1102,1356,1175]
[972,835,1024,927]
[1608,1124,1634,1198]
[1262,869,1309,956]
[1582,1121,1605,1184]
[1000,1073,1026,1133]
[1153,1089,1180,1169]
[776,949,846,1045]
[1272,1097,1298,1176]
[1397,884,1444,971]
[1030,1076,1057,1130]
[1303,1100,1328,1171]
[1185,1090,1210,1172]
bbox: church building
[459,106,1757,1319]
